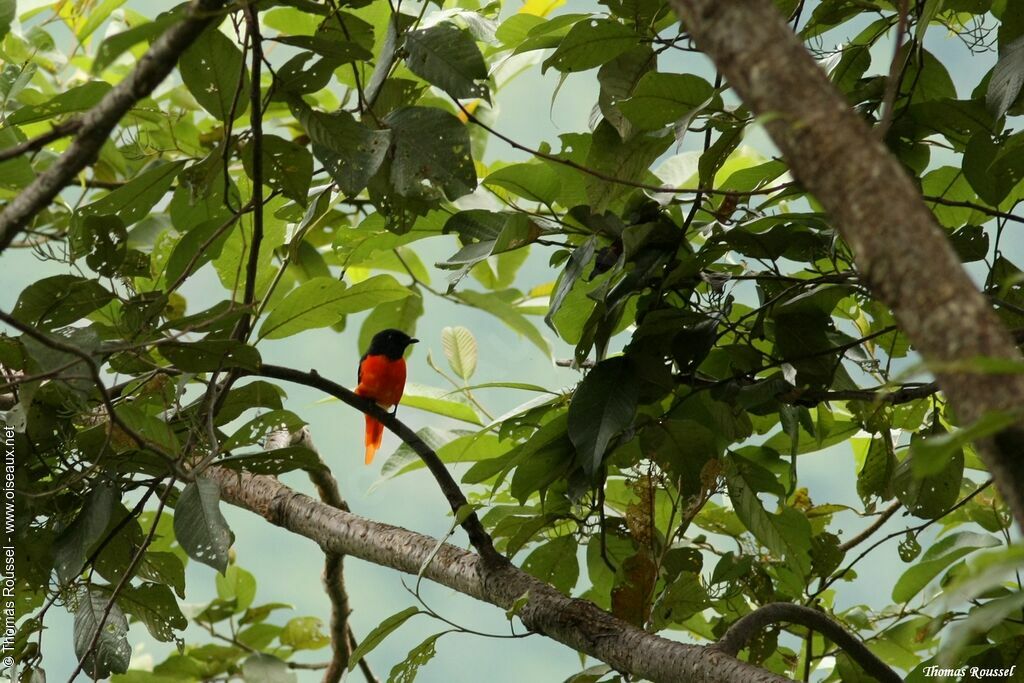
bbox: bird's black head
[366,328,419,359]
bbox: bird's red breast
[355,354,407,407]
[355,354,408,464]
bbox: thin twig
[876,1,909,138]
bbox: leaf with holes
[289,98,390,197]
[241,134,314,206]
[405,23,489,100]
[179,26,250,121]
[174,478,233,574]
[543,18,638,73]
[13,275,114,330]
[99,583,187,643]
[73,589,131,678]
[385,106,477,200]
[53,484,117,585]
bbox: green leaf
[6,81,111,125]
[522,536,578,594]
[484,162,561,205]
[165,217,237,286]
[53,484,117,584]
[241,134,314,206]
[272,36,369,62]
[618,73,717,131]
[400,383,482,425]
[160,340,260,373]
[222,410,308,451]
[81,161,185,227]
[93,11,180,74]
[584,122,673,211]
[404,23,489,100]
[568,356,639,477]
[73,589,131,679]
[174,477,233,574]
[0,0,13,41]
[545,237,596,330]
[218,446,323,476]
[359,293,425,354]
[114,405,181,455]
[0,127,35,189]
[441,326,478,380]
[892,532,1000,603]
[76,0,128,42]
[241,654,297,683]
[725,456,812,594]
[216,565,257,613]
[214,380,286,426]
[893,432,965,519]
[279,616,330,650]
[385,106,477,200]
[137,552,187,599]
[856,436,896,504]
[179,26,250,121]
[543,18,638,73]
[102,583,186,643]
[348,606,421,672]
[258,275,412,340]
[289,99,390,197]
[387,632,443,683]
[13,275,114,330]
[650,572,711,630]
[455,290,551,356]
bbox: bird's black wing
[357,351,368,386]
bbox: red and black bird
[355,329,418,464]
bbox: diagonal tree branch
[0,0,229,253]
[671,0,1024,532]
[205,466,794,683]
[251,363,501,563]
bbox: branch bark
[671,0,1024,530]
[0,0,228,253]
[205,466,793,683]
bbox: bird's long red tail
[364,415,384,464]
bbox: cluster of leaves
[1,0,1022,681]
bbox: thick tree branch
[206,467,793,683]
[714,603,900,683]
[0,0,228,253]
[252,363,501,563]
[671,0,1024,531]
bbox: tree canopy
[2,0,1024,681]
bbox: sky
[3,0,1014,681]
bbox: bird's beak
[409,338,420,344]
